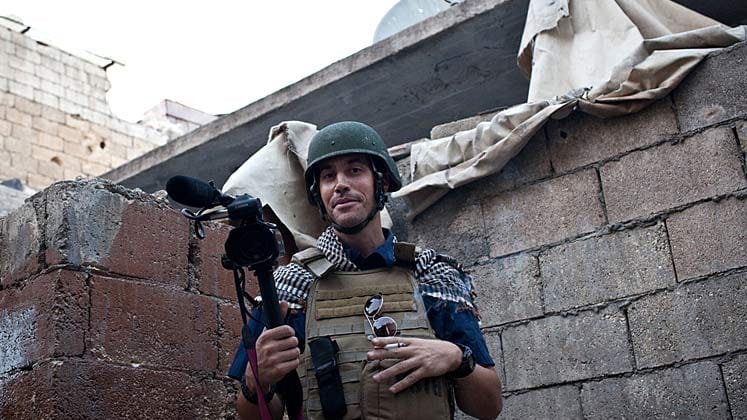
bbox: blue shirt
[228,231,494,380]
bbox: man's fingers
[389,367,426,394]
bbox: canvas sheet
[392,0,745,218]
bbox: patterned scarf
[274,227,477,311]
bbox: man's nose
[334,174,351,193]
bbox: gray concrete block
[540,224,675,312]
[407,187,488,266]
[483,331,505,382]
[601,126,746,222]
[471,253,543,327]
[667,196,747,280]
[547,98,678,173]
[723,354,747,420]
[483,169,605,257]
[581,362,728,419]
[502,308,631,390]
[461,133,553,200]
[673,42,747,133]
[500,385,582,420]
[0,201,42,286]
[628,272,747,369]
[430,112,494,139]
[738,120,747,156]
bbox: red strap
[247,347,273,420]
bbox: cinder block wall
[0,22,164,190]
[394,42,747,419]
[0,180,246,417]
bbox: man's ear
[382,175,390,193]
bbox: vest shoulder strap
[394,242,421,264]
[291,247,335,279]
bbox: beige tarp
[392,0,746,218]
[223,0,745,247]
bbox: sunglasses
[363,294,398,338]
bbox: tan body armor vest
[293,244,453,420]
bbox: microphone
[166,175,229,207]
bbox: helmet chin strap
[312,167,388,235]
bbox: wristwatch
[241,380,276,404]
[448,344,476,379]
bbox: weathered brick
[0,359,233,418]
[89,275,219,371]
[13,97,41,118]
[100,200,190,286]
[41,180,189,286]
[540,224,675,312]
[29,114,57,135]
[723,354,747,419]
[407,187,487,265]
[667,196,747,280]
[601,127,746,222]
[195,222,244,300]
[38,131,63,151]
[581,362,728,419]
[470,253,542,327]
[0,270,88,374]
[5,108,31,127]
[57,124,82,142]
[81,160,109,176]
[502,308,631,390]
[14,46,41,64]
[628,272,747,369]
[462,132,553,200]
[0,202,42,286]
[0,120,11,137]
[499,385,582,420]
[40,79,64,97]
[10,68,40,89]
[483,169,605,257]
[219,303,243,375]
[33,89,59,109]
[7,56,35,74]
[673,42,747,132]
[35,64,61,84]
[36,158,64,180]
[26,173,53,190]
[8,80,34,100]
[40,104,65,123]
[548,100,680,171]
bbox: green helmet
[305,121,402,204]
[305,121,402,234]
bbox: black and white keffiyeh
[274,226,476,310]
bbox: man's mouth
[333,197,358,209]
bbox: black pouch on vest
[309,337,347,419]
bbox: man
[229,121,502,419]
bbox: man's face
[318,154,382,229]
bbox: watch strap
[241,380,276,404]
[447,343,475,379]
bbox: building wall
[0,21,165,190]
[0,40,745,420]
[394,41,747,419]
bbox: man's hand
[245,301,300,392]
[366,336,462,394]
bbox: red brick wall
[0,180,249,418]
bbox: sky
[1,1,400,122]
